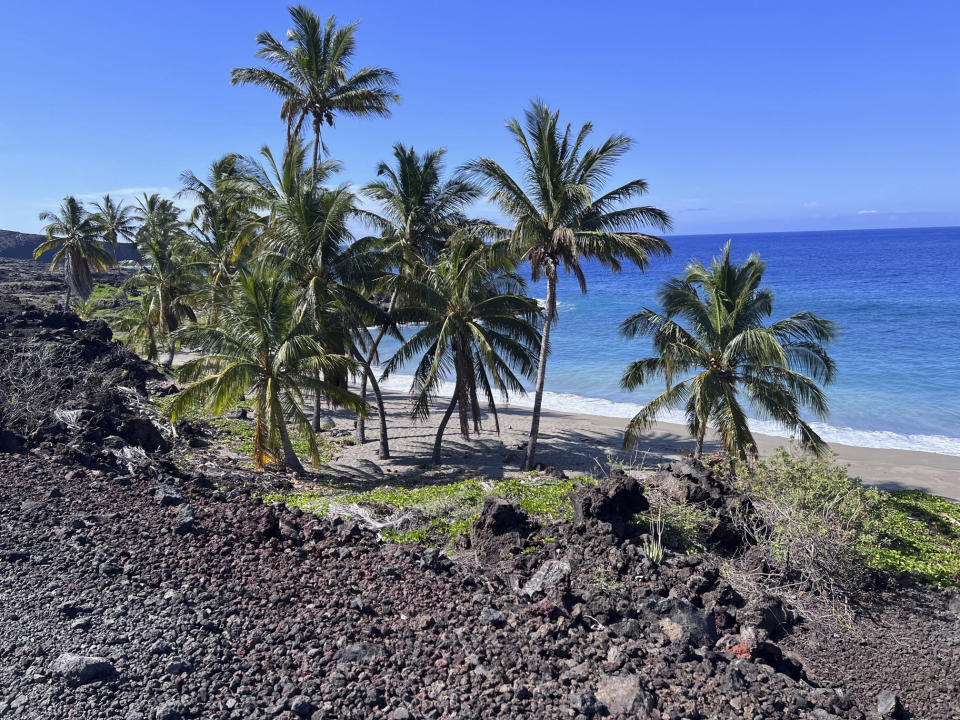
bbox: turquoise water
[377,227,960,456]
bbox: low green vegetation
[153,393,338,469]
[866,490,960,586]
[262,474,596,548]
[734,449,960,588]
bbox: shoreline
[329,388,960,501]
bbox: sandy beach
[322,387,960,500]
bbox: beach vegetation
[465,100,672,469]
[620,241,837,459]
[118,194,199,366]
[356,143,482,445]
[168,264,363,473]
[90,194,137,258]
[382,234,541,464]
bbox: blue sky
[1,0,957,235]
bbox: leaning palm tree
[230,4,399,178]
[91,194,136,258]
[356,143,483,443]
[619,241,837,459]
[35,196,114,307]
[169,266,362,474]
[465,100,673,469]
[382,235,541,464]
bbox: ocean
[375,226,960,457]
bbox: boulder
[570,473,648,537]
[174,504,196,534]
[877,690,902,718]
[290,695,313,718]
[568,689,598,715]
[478,608,506,628]
[521,559,571,597]
[595,674,650,715]
[338,642,387,663]
[653,597,718,647]
[469,498,529,561]
[154,485,183,507]
[51,653,116,685]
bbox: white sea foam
[374,370,960,457]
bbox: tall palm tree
[169,266,362,474]
[619,241,837,459]
[465,100,673,469]
[124,194,197,366]
[91,194,136,258]
[382,235,541,464]
[34,196,114,307]
[179,154,257,322]
[356,143,483,443]
[233,141,394,445]
[230,4,399,179]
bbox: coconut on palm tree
[230,4,399,178]
[382,234,541,464]
[619,241,837,459]
[465,100,673,469]
[356,143,483,443]
[35,195,115,308]
[169,265,362,474]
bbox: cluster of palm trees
[34,4,837,471]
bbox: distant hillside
[0,229,139,262]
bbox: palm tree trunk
[432,386,460,465]
[312,118,321,182]
[312,391,334,431]
[277,418,307,475]
[694,424,706,459]
[523,271,557,470]
[356,290,398,444]
[351,346,390,458]
[64,285,71,310]
[164,343,176,369]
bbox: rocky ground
[0,257,130,309]
[1,296,959,719]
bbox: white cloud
[74,187,179,202]
[857,209,878,215]
[802,201,819,208]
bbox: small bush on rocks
[728,449,960,618]
[733,449,879,601]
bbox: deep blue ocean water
[378,227,960,456]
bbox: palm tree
[230,4,399,179]
[124,194,198,366]
[91,194,136,258]
[382,235,541,464]
[35,196,114,307]
[619,241,837,459]
[465,100,673,469]
[356,143,483,443]
[179,154,257,322]
[233,140,393,445]
[169,266,362,474]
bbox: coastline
[330,388,960,501]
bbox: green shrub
[734,449,960,591]
[865,490,960,586]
